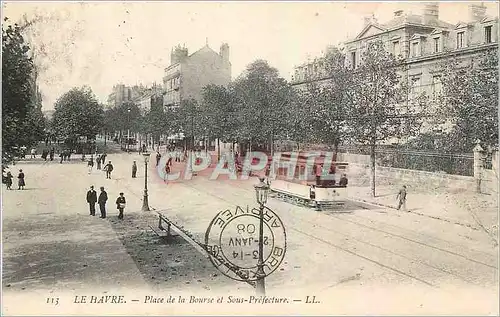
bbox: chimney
[171,45,189,64]
[469,3,487,21]
[422,3,439,25]
[394,10,403,17]
[220,43,229,63]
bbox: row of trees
[5,21,496,197]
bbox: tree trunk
[370,142,376,197]
[333,139,339,161]
[104,130,107,146]
[217,138,220,161]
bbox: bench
[149,214,179,238]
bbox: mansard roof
[351,12,455,41]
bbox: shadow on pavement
[107,213,231,292]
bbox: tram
[268,152,349,209]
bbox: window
[351,51,357,69]
[392,41,400,56]
[433,37,440,53]
[411,76,421,97]
[411,42,420,57]
[432,75,442,96]
[457,32,464,48]
[485,25,492,43]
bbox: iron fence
[338,146,474,176]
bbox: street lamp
[253,177,270,295]
[142,152,151,211]
[127,108,131,153]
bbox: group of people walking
[3,169,25,190]
[86,185,126,220]
[86,153,114,179]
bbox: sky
[3,1,498,111]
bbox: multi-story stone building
[291,3,498,134]
[106,84,146,109]
[163,43,231,109]
[134,83,164,114]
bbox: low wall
[347,163,475,190]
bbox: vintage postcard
[1,1,499,315]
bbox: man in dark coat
[17,169,25,190]
[104,161,113,179]
[132,161,137,178]
[156,152,161,166]
[115,192,126,220]
[86,185,97,216]
[98,186,108,218]
[101,152,107,165]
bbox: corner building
[163,43,231,109]
[291,3,498,135]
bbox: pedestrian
[98,186,108,218]
[17,169,25,190]
[59,152,64,164]
[86,185,97,216]
[132,161,137,178]
[30,148,36,158]
[315,164,323,186]
[101,152,107,165]
[339,173,348,186]
[156,151,161,167]
[5,171,13,190]
[49,148,55,161]
[396,185,407,211]
[104,161,114,179]
[167,156,173,167]
[116,192,126,220]
[42,149,48,161]
[142,144,146,153]
[164,162,170,182]
[96,155,101,170]
[87,156,94,174]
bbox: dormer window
[457,31,465,48]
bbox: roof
[382,13,454,30]
[350,13,455,42]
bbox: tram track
[170,180,484,289]
[101,159,497,290]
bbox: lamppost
[127,108,131,153]
[142,152,151,211]
[253,177,270,295]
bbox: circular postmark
[204,205,287,282]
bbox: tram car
[268,152,349,209]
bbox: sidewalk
[348,185,499,245]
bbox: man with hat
[86,185,97,216]
[98,186,108,218]
[115,192,126,220]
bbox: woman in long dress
[17,169,25,190]
[5,171,13,190]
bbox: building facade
[134,83,164,114]
[163,43,231,109]
[291,3,498,134]
[106,84,146,109]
